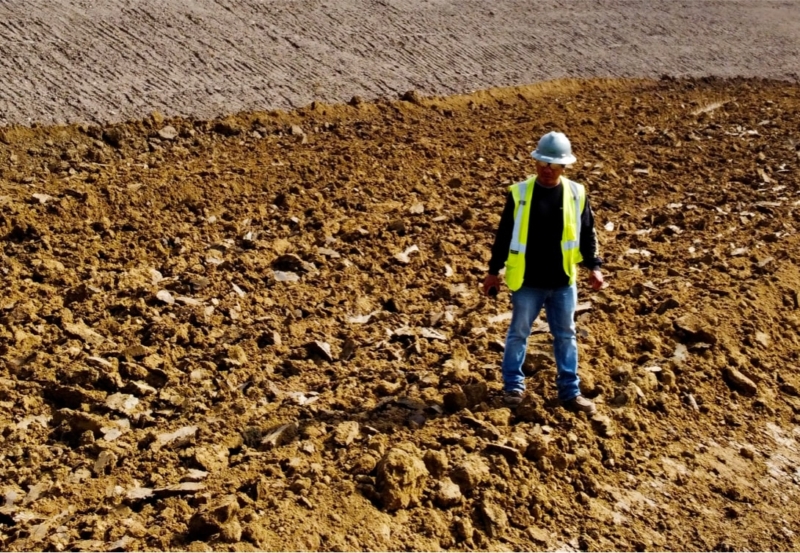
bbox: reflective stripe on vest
[504,176,586,291]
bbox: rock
[53,409,106,435]
[450,456,490,492]
[375,446,429,510]
[394,244,420,264]
[443,388,468,412]
[155,289,175,304]
[485,408,512,427]
[194,445,229,472]
[44,383,96,409]
[187,494,239,541]
[151,426,197,451]
[525,434,549,461]
[485,442,522,464]
[213,120,242,136]
[452,516,473,543]
[423,450,449,478]
[723,367,758,396]
[105,393,139,415]
[260,422,298,449]
[182,469,209,482]
[434,478,463,508]
[591,414,615,438]
[754,331,770,347]
[527,526,550,545]
[125,487,154,503]
[656,297,680,315]
[153,482,205,498]
[462,382,488,407]
[478,500,508,538]
[92,450,117,476]
[673,314,717,344]
[409,202,425,215]
[333,421,360,446]
[388,219,406,234]
[226,345,248,366]
[123,380,157,396]
[158,126,178,140]
[306,340,334,362]
[63,320,107,346]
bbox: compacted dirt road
[1,77,800,551]
[0,0,799,125]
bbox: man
[483,131,603,414]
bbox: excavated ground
[1,77,800,551]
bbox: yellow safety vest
[504,176,586,291]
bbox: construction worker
[483,131,603,414]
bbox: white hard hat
[531,131,577,165]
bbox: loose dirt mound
[1,77,800,551]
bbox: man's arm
[488,192,516,275]
[579,196,603,269]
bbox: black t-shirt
[488,180,601,289]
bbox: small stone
[423,450,449,478]
[158,126,178,140]
[409,202,425,215]
[434,478,463,508]
[754,331,770,347]
[673,314,717,344]
[260,422,298,449]
[156,290,175,305]
[182,469,209,482]
[450,456,490,492]
[723,367,758,396]
[527,526,550,545]
[306,341,334,362]
[194,445,229,472]
[485,408,512,427]
[153,482,205,498]
[478,500,508,538]
[187,494,239,541]
[151,426,197,451]
[375,446,429,510]
[105,393,139,415]
[740,445,756,460]
[63,320,107,346]
[443,388,468,412]
[333,421,360,446]
[226,345,247,366]
[92,450,117,476]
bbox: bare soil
[1,77,800,551]
[1,1,799,126]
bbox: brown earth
[1,77,800,551]
[1,0,800,126]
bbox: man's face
[535,160,565,185]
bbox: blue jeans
[501,285,580,401]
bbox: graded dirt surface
[2,77,800,551]
[1,0,800,126]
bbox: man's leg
[501,287,546,393]
[545,284,580,401]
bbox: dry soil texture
[1,0,800,126]
[1,77,800,551]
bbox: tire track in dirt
[0,0,798,125]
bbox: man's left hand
[589,269,604,291]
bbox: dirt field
[1,0,799,126]
[1,77,800,551]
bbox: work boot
[563,395,597,415]
[503,390,524,407]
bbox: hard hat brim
[531,150,577,165]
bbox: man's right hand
[483,274,501,297]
